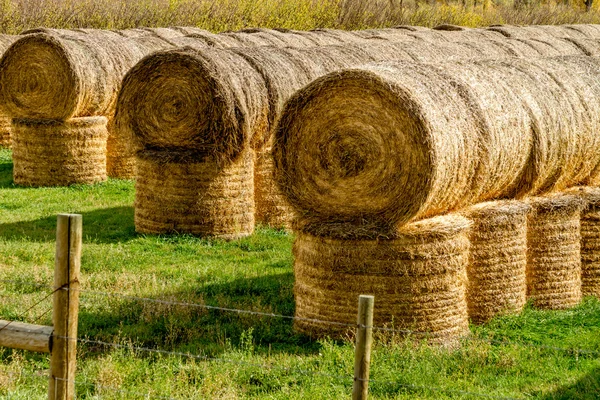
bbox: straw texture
[0,117,11,147]
[293,214,471,345]
[11,117,108,187]
[526,193,585,309]
[134,148,255,239]
[462,201,530,323]
[567,186,600,298]
[0,31,175,121]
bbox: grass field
[1,147,600,399]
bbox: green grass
[1,146,599,399]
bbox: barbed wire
[2,279,599,356]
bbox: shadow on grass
[541,367,600,399]
[77,271,324,358]
[0,151,13,188]
[0,206,136,243]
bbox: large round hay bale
[462,201,530,323]
[11,117,108,187]
[0,32,150,120]
[526,193,585,309]
[0,117,11,147]
[293,214,471,345]
[134,148,255,239]
[488,24,589,40]
[564,24,600,37]
[566,186,600,298]
[274,61,527,231]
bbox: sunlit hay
[564,24,600,37]
[273,63,489,233]
[487,24,590,40]
[481,57,600,197]
[528,56,600,189]
[11,116,108,187]
[433,24,506,41]
[566,186,600,298]
[461,201,530,323]
[526,193,585,309]
[293,214,471,346]
[0,117,10,147]
[0,32,147,120]
[225,28,318,47]
[134,148,255,239]
[254,145,295,229]
[560,38,600,56]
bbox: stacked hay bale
[0,34,18,147]
[273,54,600,336]
[294,215,472,346]
[567,186,600,298]
[461,201,530,323]
[0,30,177,186]
[526,193,585,309]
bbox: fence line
[3,279,600,356]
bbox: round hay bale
[273,63,487,232]
[526,193,585,309]
[564,24,600,37]
[0,32,150,120]
[0,117,11,148]
[115,47,269,160]
[293,214,471,345]
[564,38,600,56]
[462,200,530,323]
[487,25,587,40]
[566,186,600,298]
[11,117,108,187]
[134,148,255,239]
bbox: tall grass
[1,0,600,34]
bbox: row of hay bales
[113,26,600,238]
[271,54,600,343]
[292,189,600,344]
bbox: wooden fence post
[48,214,82,400]
[353,295,374,400]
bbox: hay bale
[526,193,585,309]
[134,148,255,239]
[564,24,600,37]
[462,201,530,323]
[487,24,588,40]
[0,32,152,120]
[293,214,471,345]
[562,38,600,56]
[0,117,10,148]
[274,62,510,232]
[254,146,295,229]
[11,117,108,187]
[566,186,600,298]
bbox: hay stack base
[12,117,108,187]
[568,186,600,298]
[135,149,255,239]
[293,215,471,346]
[254,147,295,229]
[463,200,530,323]
[0,117,10,147]
[526,194,584,309]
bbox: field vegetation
[2,0,600,34]
[1,144,600,398]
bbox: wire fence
[1,277,598,399]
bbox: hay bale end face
[462,200,530,323]
[134,148,255,239]
[526,193,584,309]
[11,117,108,187]
[293,214,471,345]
